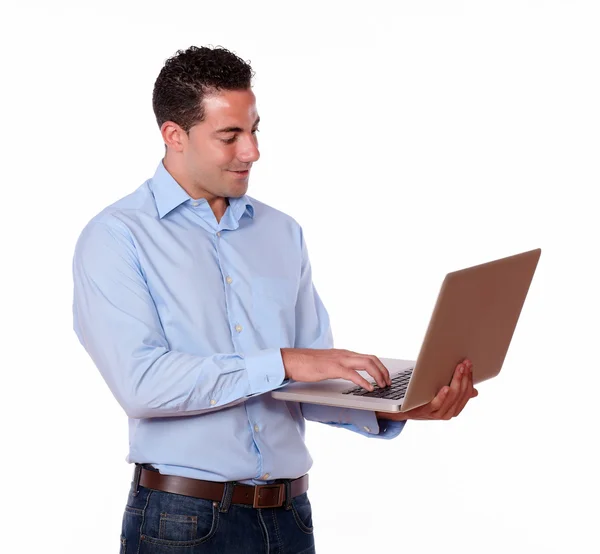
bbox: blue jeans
[119,478,316,553]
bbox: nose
[237,135,260,164]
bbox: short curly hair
[152,45,255,133]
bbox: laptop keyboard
[342,368,414,400]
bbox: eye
[221,129,260,145]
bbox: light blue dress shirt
[72,160,405,485]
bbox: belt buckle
[253,483,285,509]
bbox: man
[72,45,477,553]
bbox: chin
[228,185,249,198]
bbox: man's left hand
[375,359,478,422]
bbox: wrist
[280,348,292,379]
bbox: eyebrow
[214,116,261,134]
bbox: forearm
[80,330,287,419]
[301,403,406,439]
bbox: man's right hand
[280,348,392,391]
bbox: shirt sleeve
[72,218,288,419]
[293,225,405,439]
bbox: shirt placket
[214,227,269,482]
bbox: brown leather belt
[138,467,309,509]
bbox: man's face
[182,88,260,200]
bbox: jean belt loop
[219,482,235,513]
[132,464,142,497]
[284,479,293,510]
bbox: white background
[2,1,599,552]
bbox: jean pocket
[140,500,219,548]
[291,493,314,534]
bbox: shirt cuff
[336,408,406,439]
[245,348,287,395]
[301,403,406,439]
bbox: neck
[163,155,229,223]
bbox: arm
[72,219,287,419]
[291,226,406,439]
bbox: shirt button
[254,425,259,432]
[363,426,371,433]
[216,232,221,237]
[210,399,216,406]
[235,324,243,333]
[262,473,270,480]
[192,201,199,206]
[226,276,233,284]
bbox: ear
[160,121,188,153]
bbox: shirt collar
[149,159,254,221]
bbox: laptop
[272,248,541,413]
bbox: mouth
[228,169,250,178]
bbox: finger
[449,367,473,418]
[370,355,392,386]
[400,383,458,420]
[344,354,387,388]
[454,391,472,417]
[420,386,450,417]
[361,355,388,388]
[436,363,465,419]
[445,371,469,419]
[342,367,375,391]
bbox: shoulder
[80,180,157,232]
[91,180,156,225]
[75,181,156,256]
